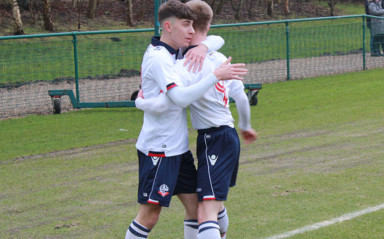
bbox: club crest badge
[208,154,218,166]
[158,184,169,197]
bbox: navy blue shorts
[137,150,197,207]
[196,126,240,201]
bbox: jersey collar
[151,36,178,56]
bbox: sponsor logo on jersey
[158,184,170,197]
[208,154,218,166]
[151,156,160,165]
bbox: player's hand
[184,44,208,73]
[241,128,258,144]
[214,57,248,81]
[137,89,144,99]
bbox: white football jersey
[136,37,188,157]
[176,51,246,130]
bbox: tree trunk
[76,0,86,30]
[327,0,336,16]
[231,0,244,20]
[126,0,133,26]
[208,0,216,10]
[267,0,274,17]
[72,0,78,8]
[29,0,37,24]
[284,0,290,15]
[247,0,256,19]
[87,0,97,19]
[215,0,225,15]
[296,0,302,13]
[137,0,145,20]
[10,0,25,35]
[42,0,54,32]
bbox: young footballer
[135,1,257,238]
[125,1,248,238]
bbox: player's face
[170,18,195,49]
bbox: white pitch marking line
[265,203,384,239]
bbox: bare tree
[207,0,216,10]
[10,0,25,35]
[29,0,37,24]
[72,0,78,8]
[296,0,302,13]
[327,0,336,16]
[136,0,146,20]
[42,0,54,32]
[284,0,290,15]
[245,0,256,19]
[76,0,86,30]
[87,0,97,19]
[215,0,225,15]
[126,0,133,26]
[267,0,274,17]
[231,0,244,20]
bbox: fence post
[362,15,367,70]
[285,21,290,80]
[154,0,160,37]
[72,33,80,103]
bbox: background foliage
[1,0,365,36]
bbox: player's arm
[230,82,258,144]
[167,57,248,108]
[369,3,384,15]
[184,35,225,72]
[135,90,170,115]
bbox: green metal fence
[0,15,383,118]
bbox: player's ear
[163,21,172,33]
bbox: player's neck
[160,34,178,51]
[190,32,207,46]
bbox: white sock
[125,219,151,239]
[184,219,198,239]
[197,221,221,239]
[217,208,229,238]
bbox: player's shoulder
[145,45,173,59]
[207,51,227,63]
[143,45,174,69]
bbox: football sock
[197,221,221,239]
[217,207,229,238]
[184,219,198,239]
[125,219,151,239]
